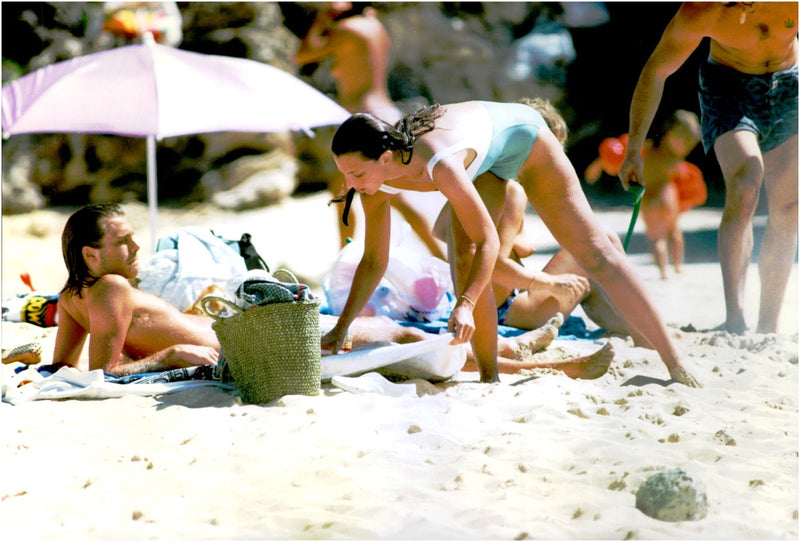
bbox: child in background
[585,110,706,279]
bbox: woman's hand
[322,325,348,355]
[448,300,476,344]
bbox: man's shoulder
[335,13,387,40]
[675,2,724,29]
[93,273,135,288]
[680,2,723,18]
[85,274,136,301]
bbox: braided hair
[329,104,445,225]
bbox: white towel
[2,366,233,405]
[320,332,466,382]
[137,227,246,311]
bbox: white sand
[1,196,797,540]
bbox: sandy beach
[1,195,797,540]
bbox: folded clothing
[229,269,314,308]
[238,279,314,306]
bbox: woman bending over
[323,100,699,386]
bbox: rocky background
[2,2,721,215]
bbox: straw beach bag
[202,271,320,404]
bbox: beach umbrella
[1,34,349,248]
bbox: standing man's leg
[757,135,798,333]
[713,130,764,334]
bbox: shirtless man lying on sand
[50,203,612,379]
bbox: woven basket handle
[272,268,298,284]
[200,296,244,321]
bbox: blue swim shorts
[496,288,519,326]
[698,58,798,153]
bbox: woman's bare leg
[518,130,698,386]
[348,314,564,372]
[464,341,614,379]
[534,237,654,348]
[348,314,612,380]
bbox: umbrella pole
[146,135,158,252]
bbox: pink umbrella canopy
[2,36,350,247]
[2,37,349,137]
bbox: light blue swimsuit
[379,101,547,195]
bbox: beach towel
[2,363,236,405]
[395,314,607,341]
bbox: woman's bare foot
[464,340,615,379]
[668,365,701,387]
[498,312,564,359]
[537,341,615,380]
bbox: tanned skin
[619,2,798,334]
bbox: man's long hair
[61,203,124,297]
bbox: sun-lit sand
[2,195,797,540]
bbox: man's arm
[86,275,218,376]
[619,3,710,189]
[85,275,135,372]
[106,344,219,377]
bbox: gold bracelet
[459,294,476,308]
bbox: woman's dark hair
[329,104,445,225]
[61,203,124,297]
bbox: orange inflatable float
[671,161,707,212]
[598,135,626,175]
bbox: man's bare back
[296,5,394,114]
[329,13,392,111]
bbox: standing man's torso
[693,2,798,74]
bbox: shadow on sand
[621,375,674,387]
